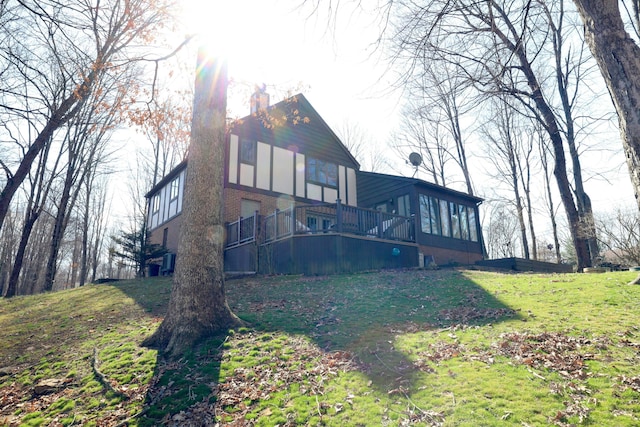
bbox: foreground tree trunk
[573,0,640,212]
[143,50,241,357]
[572,0,640,281]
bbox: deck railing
[263,199,415,243]
[225,212,258,248]
[263,207,297,243]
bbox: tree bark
[142,50,241,357]
[572,0,640,213]
[5,214,38,297]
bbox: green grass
[1,268,640,425]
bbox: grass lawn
[1,268,639,426]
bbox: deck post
[254,210,259,241]
[237,216,242,244]
[291,206,297,235]
[275,208,280,239]
[411,214,416,242]
[377,210,383,238]
[336,199,343,233]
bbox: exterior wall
[227,133,358,207]
[418,244,483,266]
[259,234,419,275]
[147,168,186,231]
[357,171,485,264]
[223,187,289,223]
[148,214,183,255]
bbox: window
[152,195,160,213]
[450,202,461,239]
[240,199,261,218]
[306,214,334,232]
[429,196,440,235]
[397,194,411,217]
[170,177,179,200]
[240,138,256,164]
[307,157,337,186]
[459,204,469,240]
[307,216,318,231]
[419,194,431,233]
[440,199,450,237]
[419,194,478,242]
[468,207,478,242]
[420,195,441,235]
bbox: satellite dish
[409,152,422,167]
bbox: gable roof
[357,170,483,206]
[230,93,360,169]
[146,93,360,199]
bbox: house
[145,91,484,275]
[357,171,485,266]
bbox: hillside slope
[1,269,639,426]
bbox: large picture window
[307,157,337,186]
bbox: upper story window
[170,177,180,200]
[307,157,337,186]
[240,138,256,164]
[152,194,160,213]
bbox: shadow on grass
[116,268,520,424]
[225,268,520,390]
[110,277,228,425]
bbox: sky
[142,0,637,236]
[175,0,404,165]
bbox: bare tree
[42,72,124,292]
[0,0,174,233]
[395,61,476,193]
[393,100,453,186]
[78,168,111,286]
[597,207,640,266]
[335,120,388,172]
[485,204,520,259]
[543,0,600,263]
[386,0,601,268]
[482,98,535,259]
[143,51,241,357]
[537,129,563,264]
[129,86,192,186]
[3,138,62,297]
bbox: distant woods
[0,0,190,296]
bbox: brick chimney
[250,84,269,115]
